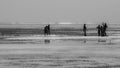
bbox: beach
[1,0,120,67]
[0,24,119,68]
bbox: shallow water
[0,37,120,68]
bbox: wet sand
[0,38,120,68]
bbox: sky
[0,0,120,24]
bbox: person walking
[83,24,87,36]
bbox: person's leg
[105,30,107,36]
[43,27,46,35]
[83,30,85,36]
[98,30,100,36]
[104,29,107,36]
[45,29,47,35]
[103,28,106,36]
[85,31,86,36]
[98,28,101,36]
[101,30,104,36]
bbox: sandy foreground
[0,37,120,68]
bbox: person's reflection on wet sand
[83,39,87,43]
[44,39,50,44]
[98,39,107,43]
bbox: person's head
[104,23,107,25]
[48,24,50,26]
[98,24,101,27]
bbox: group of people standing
[43,23,108,37]
[82,23,108,36]
[96,23,108,36]
[44,24,50,35]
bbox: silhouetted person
[44,24,51,35]
[100,23,108,36]
[47,24,50,35]
[101,25,104,36]
[97,25,101,36]
[102,23,108,36]
[83,24,87,36]
[44,26,48,35]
